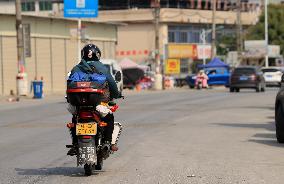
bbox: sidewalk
[0,94,65,111]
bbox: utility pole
[153,0,162,90]
[16,0,24,73]
[236,0,243,65]
[15,0,28,97]
[211,0,216,59]
[264,0,269,67]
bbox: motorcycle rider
[67,44,121,155]
[195,69,209,89]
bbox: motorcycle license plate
[76,123,97,135]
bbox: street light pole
[200,29,207,65]
[265,0,269,67]
[211,0,216,59]
[236,0,243,65]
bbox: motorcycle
[195,75,208,90]
[66,87,122,176]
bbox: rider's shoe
[67,146,77,156]
[111,144,118,151]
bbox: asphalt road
[0,88,283,184]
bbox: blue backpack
[68,71,106,85]
[67,60,108,90]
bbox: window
[180,59,189,73]
[39,1,52,11]
[179,32,188,43]
[168,31,175,42]
[22,2,35,12]
[188,31,200,43]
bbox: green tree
[216,35,237,55]
[246,4,284,55]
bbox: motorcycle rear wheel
[84,163,93,176]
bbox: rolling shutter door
[66,39,77,75]
[36,38,52,93]
[2,37,17,95]
[51,38,66,92]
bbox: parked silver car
[261,67,284,87]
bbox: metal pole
[236,0,243,65]
[211,0,216,59]
[265,0,269,67]
[201,29,206,65]
[78,18,81,63]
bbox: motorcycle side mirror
[115,71,122,83]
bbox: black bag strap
[81,60,94,72]
[81,59,99,74]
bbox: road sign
[64,0,98,18]
[165,59,180,74]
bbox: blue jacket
[70,59,120,99]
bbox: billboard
[64,0,98,18]
[166,44,197,59]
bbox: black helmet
[81,44,101,61]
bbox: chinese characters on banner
[197,45,211,60]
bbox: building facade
[0,13,117,95]
[95,2,261,78]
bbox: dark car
[275,75,284,143]
[230,66,266,92]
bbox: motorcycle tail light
[251,75,256,80]
[82,136,92,139]
[79,111,93,119]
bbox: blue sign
[64,0,98,18]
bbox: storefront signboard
[166,44,197,59]
[165,59,180,74]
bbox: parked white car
[261,67,284,87]
[100,59,123,93]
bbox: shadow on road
[248,138,284,148]
[15,167,102,177]
[215,122,275,131]
[242,106,275,111]
[215,119,284,148]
